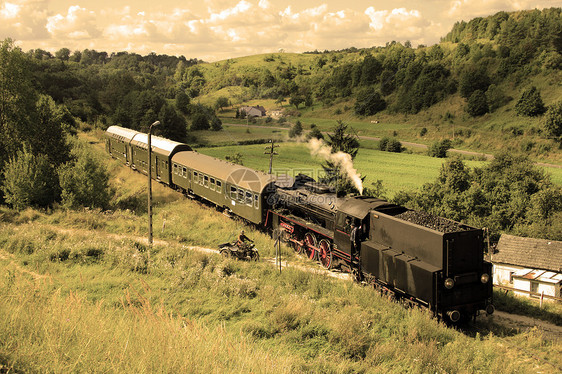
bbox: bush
[515,86,546,117]
[466,90,489,117]
[1,146,59,210]
[191,113,209,130]
[289,121,303,138]
[428,139,452,158]
[543,101,562,139]
[378,137,402,153]
[59,144,112,210]
[419,127,427,137]
[354,89,386,116]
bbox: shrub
[428,139,452,158]
[289,121,303,138]
[59,144,112,210]
[378,137,402,153]
[543,101,562,139]
[1,146,59,210]
[466,90,489,117]
[515,86,546,117]
[419,127,427,137]
[191,113,209,130]
[354,89,386,116]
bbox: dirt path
[492,310,562,340]
[224,123,562,169]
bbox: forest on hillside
[1,8,562,240]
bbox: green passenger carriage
[105,126,139,165]
[171,151,275,225]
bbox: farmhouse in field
[240,105,266,118]
[491,234,562,301]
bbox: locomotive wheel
[317,239,333,269]
[303,232,317,260]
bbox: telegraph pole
[264,139,279,174]
[148,120,160,247]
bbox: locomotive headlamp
[444,278,455,289]
[480,273,490,284]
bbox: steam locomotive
[106,125,494,322]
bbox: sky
[0,0,559,61]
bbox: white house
[491,234,562,301]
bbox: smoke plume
[307,138,363,194]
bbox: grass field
[1,134,561,372]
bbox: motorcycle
[218,241,260,261]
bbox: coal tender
[360,204,494,322]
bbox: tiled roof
[491,234,562,272]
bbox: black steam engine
[106,127,494,323]
[268,175,494,322]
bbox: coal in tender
[395,210,470,233]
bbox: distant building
[491,234,562,301]
[240,105,266,118]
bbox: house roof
[492,234,562,272]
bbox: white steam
[307,138,363,195]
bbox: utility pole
[264,139,279,174]
[148,120,160,247]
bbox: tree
[1,147,59,210]
[289,121,303,138]
[55,48,70,61]
[466,90,489,117]
[354,89,386,116]
[459,66,490,98]
[210,116,223,131]
[175,91,190,114]
[515,86,546,116]
[214,96,229,112]
[0,39,37,171]
[191,113,209,130]
[289,94,304,109]
[306,124,324,140]
[59,143,111,210]
[321,121,362,196]
[158,103,187,142]
[32,95,71,166]
[428,139,452,158]
[543,101,562,139]
[378,137,402,152]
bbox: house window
[530,281,539,298]
[509,272,514,284]
[230,186,237,200]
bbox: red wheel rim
[303,233,316,260]
[318,239,332,269]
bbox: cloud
[0,0,49,40]
[446,0,558,18]
[47,5,100,39]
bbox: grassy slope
[1,133,561,372]
[194,50,562,164]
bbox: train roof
[106,126,140,141]
[131,133,192,156]
[338,196,395,219]
[172,151,276,194]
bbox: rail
[494,284,562,303]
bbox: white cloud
[47,5,100,39]
[0,0,49,40]
[446,0,558,18]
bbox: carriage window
[238,189,245,203]
[230,186,237,200]
[193,171,198,180]
[210,178,215,191]
[182,167,187,178]
[204,175,209,187]
[245,191,252,205]
[188,170,191,180]
[173,164,178,174]
[216,180,222,193]
[199,174,204,185]
[254,194,259,209]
